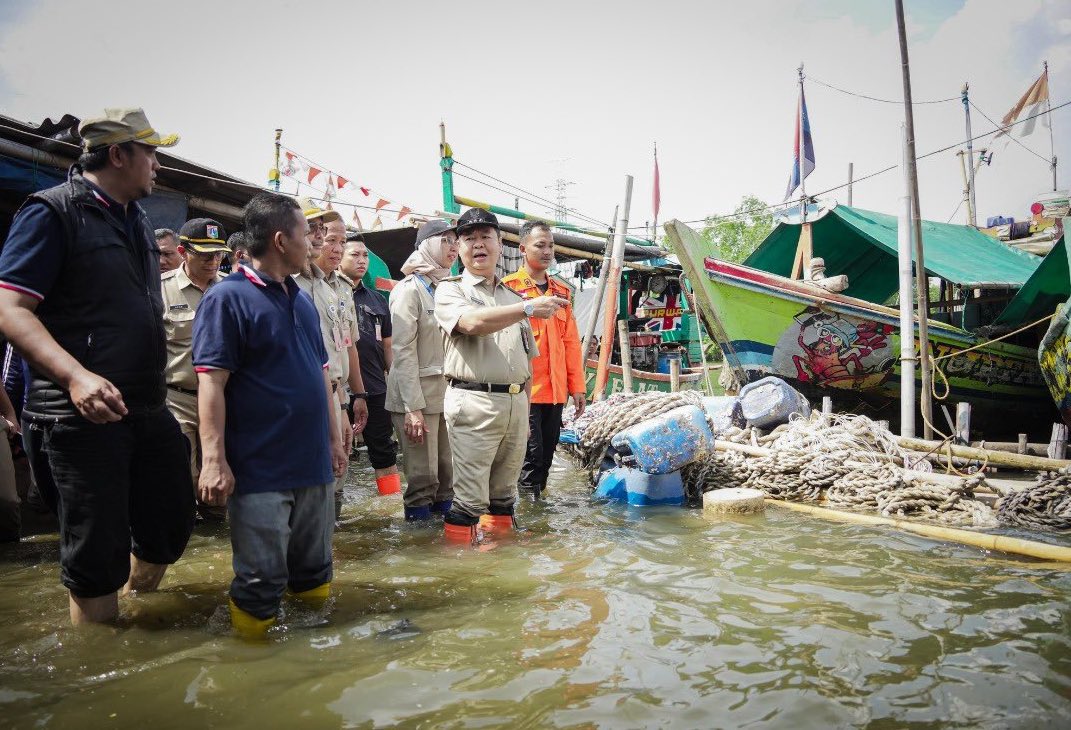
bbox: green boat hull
[584,358,704,397]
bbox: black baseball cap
[455,207,500,235]
[414,219,456,248]
[178,218,229,254]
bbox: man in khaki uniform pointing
[434,208,567,543]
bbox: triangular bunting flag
[371,215,383,231]
[336,175,350,189]
[397,206,412,221]
[375,198,389,211]
[360,187,370,197]
[351,209,364,231]
[308,167,322,184]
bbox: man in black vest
[0,108,195,625]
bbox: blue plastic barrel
[656,351,683,374]
[594,467,684,506]
[610,404,714,474]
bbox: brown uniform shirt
[161,265,223,391]
[295,264,359,384]
[386,273,448,414]
[434,270,536,384]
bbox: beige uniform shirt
[386,273,447,414]
[296,264,359,383]
[161,265,223,391]
[434,270,537,384]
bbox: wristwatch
[352,392,369,400]
[523,301,535,317]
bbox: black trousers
[519,403,564,491]
[362,392,397,470]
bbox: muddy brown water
[1,457,1069,728]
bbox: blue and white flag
[784,87,816,201]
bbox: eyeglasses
[308,222,326,233]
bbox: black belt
[167,384,197,397]
[448,378,524,394]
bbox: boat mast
[440,121,459,214]
[961,83,977,226]
[895,0,935,439]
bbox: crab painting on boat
[772,307,896,390]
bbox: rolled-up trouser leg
[363,393,397,470]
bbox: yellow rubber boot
[289,581,331,604]
[228,599,275,640]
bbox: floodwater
[1,458,1070,729]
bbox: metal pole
[847,162,853,206]
[895,0,934,439]
[593,176,634,400]
[272,128,282,192]
[1045,61,1057,191]
[956,150,971,225]
[961,83,977,226]
[898,124,917,439]
[440,122,459,214]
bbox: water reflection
[1,456,1069,728]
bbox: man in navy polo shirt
[193,193,347,639]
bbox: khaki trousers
[166,389,200,483]
[334,388,348,496]
[443,388,528,520]
[392,411,453,508]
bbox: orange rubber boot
[376,473,401,495]
[444,522,477,544]
[478,514,515,535]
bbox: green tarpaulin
[744,204,1041,305]
[994,233,1069,327]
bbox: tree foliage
[700,195,775,263]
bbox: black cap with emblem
[178,218,229,254]
[455,207,500,235]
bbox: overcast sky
[1,0,1068,236]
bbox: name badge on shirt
[469,295,485,306]
[169,303,190,311]
[374,322,382,342]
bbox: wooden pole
[896,435,1071,471]
[895,0,935,438]
[669,357,681,392]
[580,206,615,368]
[593,177,634,400]
[847,162,853,207]
[1018,434,1029,455]
[1048,423,1068,460]
[898,123,917,439]
[767,500,1071,563]
[616,320,634,393]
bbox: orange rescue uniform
[502,269,585,404]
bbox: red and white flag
[996,69,1050,142]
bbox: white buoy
[702,488,766,515]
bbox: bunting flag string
[278,144,419,227]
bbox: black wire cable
[968,101,1052,164]
[808,75,959,105]
[452,159,611,229]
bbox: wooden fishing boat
[666,204,1060,437]
[1028,219,1071,424]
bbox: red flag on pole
[652,143,661,219]
[397,206,412,221]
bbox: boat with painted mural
[666,201,1062,437]
[1025,217,1071,424]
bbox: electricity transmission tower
[545,178,575,223]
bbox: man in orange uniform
[503,222,585,497]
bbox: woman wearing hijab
[386,220,459,521]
